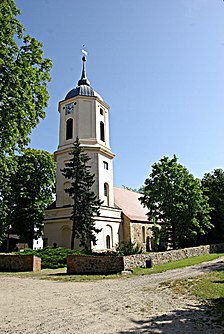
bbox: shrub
[116,240,142,256]
[15,242,142,269]
[17,247,88,269]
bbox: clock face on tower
[65,102,74,115]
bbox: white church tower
[44,53,122,250]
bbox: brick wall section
[123,243,224,269]
[67,255,124,274]
[0,255,41,272]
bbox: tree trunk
[71,230,75,250]
[71,218,76,250]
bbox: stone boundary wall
[67,255,124,274]
[0,255,41,272]
[210,243,224,253]
[124,243,224,269]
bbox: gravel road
[0,257,224,334]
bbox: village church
[44,53,154,251]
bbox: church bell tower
[44,52,122,250]
[55,54,115,208]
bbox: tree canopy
[0,154,16,243]
[122,185,144,194]
[0,0,52,155]
[201,169,224,243]
[0,0,52,243]
[61,138,102,250]
[9,149,56,248]
[140,155,212,249]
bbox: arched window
[105,224,113,249]
[142,226,146,243]
[104,183,109,206]
[100,121,105,142]
[104,183,107,196]
[103,161,108,170]
[61,225,71,248]
[151,237,155,251]
[146,236,150,252]
[106,235,111,249]
[66,118,73,140]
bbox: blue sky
[15,0,224,189]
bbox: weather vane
[81,44,88,57]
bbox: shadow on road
[119,302,224,333]
[194,260,224,273]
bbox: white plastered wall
[44,206,123,250]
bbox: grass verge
[193,270,224,315]
[132,253,224,276]
[168,269,224,316]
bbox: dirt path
[0,257,224,334]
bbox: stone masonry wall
[0,255,41,272]
[130,222,153,252]
[123,244,224,269]
[67,255,124,274]
[210,243,224,253]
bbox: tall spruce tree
[61,138,102,250]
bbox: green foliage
[122,185,144,194]
[201,169,224,243]
[0,0,52,155]
[17,247,119,269]
[168,261,224,316]
[18,247,88,269]
[140,155,213,249]
[116,240,142,256]
[9,149,56,247]
[61,138,103,250]
[191,270,224,315]
[0,0,52,241]
[0,154,16,242]
[152,219,160,250]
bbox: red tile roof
[114,187,149,222]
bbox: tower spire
[78,47,90,86]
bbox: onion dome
[65,56,103,101]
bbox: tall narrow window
[106,235,111,249]
[104,183,108,196]
[142,226,146,243]
[104,183,109,206]
[66,118,73,140]
[100,121,105,142]
[146,236,150,252]
[100,108,104,115]
[103,161,108,170]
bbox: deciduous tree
[0,0,52,155]
[61,138,102,250]
[0,0,52,241]
[201,169,224,243]
[140,156,212,249]
[10,149,56,248]
[0,154,16,244]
